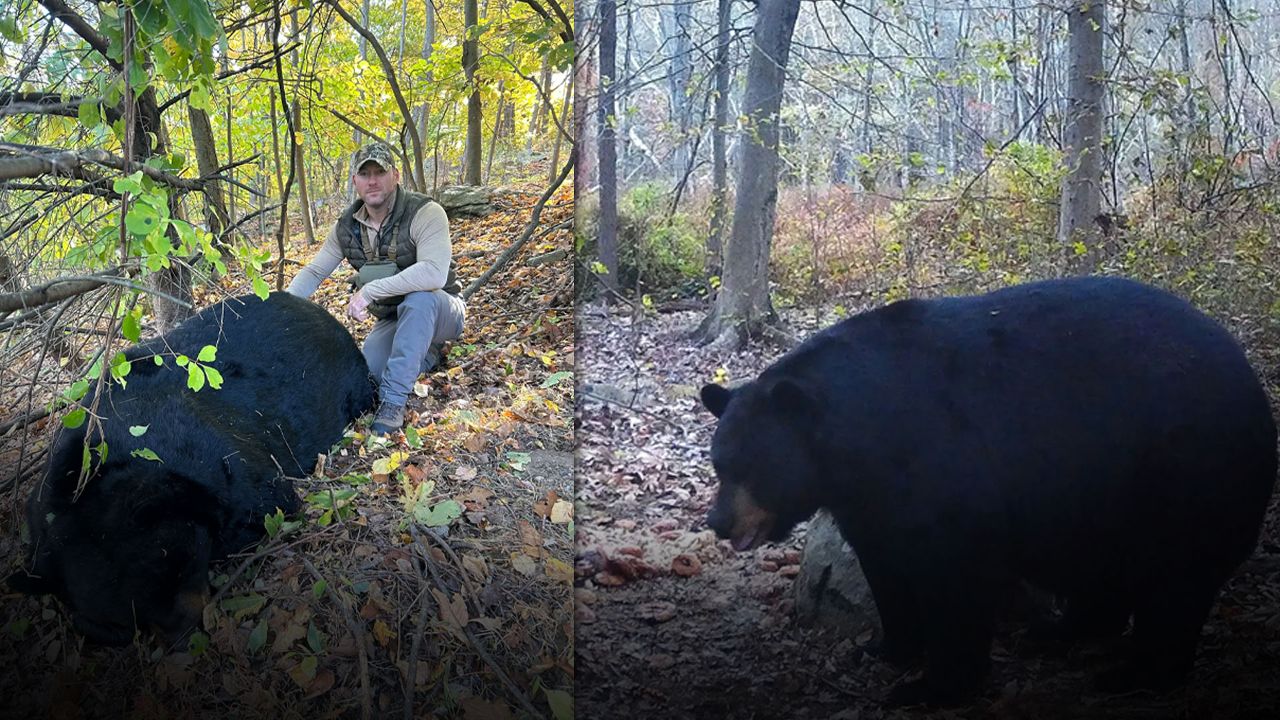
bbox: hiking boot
[370,402,405,434]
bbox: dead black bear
[8,292,375,645]
[700,276,1276,706]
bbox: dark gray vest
[336,189,460,296]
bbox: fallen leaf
[453,465,478,482]
[413,381,431,397]
[544,557,572,583]
[533,490,560,518]
[463,433,486,452]
[549,499,573,524]
[373,619,396,647]
[272,606,312,652]
[518,520,542,548]
[511,554,538,577]
[287,656,318,688]
[431,588,469,641]
[303,669,335,699]
[462,553,488,580]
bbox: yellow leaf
[373,619,396,647]
[545,557,573,583]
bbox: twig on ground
[302,555,372,720]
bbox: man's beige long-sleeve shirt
[287,189,451,302]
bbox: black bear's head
[9,463,218,646]
[700,378,826,551]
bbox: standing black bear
[700,276,1276,705]
[8,292,375,645]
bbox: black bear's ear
[5,569,56,596]
[700,384,733,418]
[767,379,816,417]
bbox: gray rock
[793,510,880,636]
[435,185,495,218]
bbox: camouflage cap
[352,142,396,172]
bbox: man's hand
[347,288,370,321]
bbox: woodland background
[575,0,1280,718]
[0,1,575,718]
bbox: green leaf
[187,364,206,391]
[247,618,268,654]
[62,408,87,429]
[122,312,141,342]
[544,688,573,720]
[264,509,283,538]
[131,448,161,462]
[110,351,131,380]
[312,579,327,600]
[306,621,324,654]
[129,425,148,437]
[219,594,266,620]
[203,366,223,389]
[404,424,421,448]
[63,379,90,402]
[252,276,270,300]
[124,202,160,236]
[77,101,101,129]
[187,631,209,657]
[197,344,217,362]
[540,371,572,388]
[415,499,463,528]
[175,354,189,367]
[506,452,531,472]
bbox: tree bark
[707,0,732,277]
[463,0,483,185]
[596,0,619,294]
[1057,0,1106,263]
[699,0,802,348]
[186,103,229,244]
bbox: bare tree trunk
[664,0,693,184]
[698,0,802,348]
[707,0,732,277]
[463,0,483,185]
[597,0,619,294]
[291,9,315,245]
[1057,0,1106,263]
[417,0,435,190]
[187,103,229,244]
[552,79,571,187]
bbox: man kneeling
[289,141,466,434]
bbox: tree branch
[38,0,117,70]
[324,0,425,189]
[462,150,574,299]
[0,265,141,314]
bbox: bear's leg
[860,553,925,666]
[886,555,999,707]
[1093,579,1216,693]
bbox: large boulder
[435,185,495,218]
[793,510,879,634]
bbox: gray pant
[363,290,465,406]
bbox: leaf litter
[575,301,1280,720]
[0,185,574,719]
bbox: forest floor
[0,177,574,720]
[575,300,1280,720]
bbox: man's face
[353,162,398,208]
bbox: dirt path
[575,303,1280,720]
